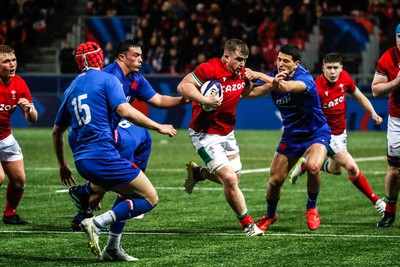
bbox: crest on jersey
[131,80,138,90]
[339,83,344,92]
[11,90,16,100]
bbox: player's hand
[372,113,383,125]
[17,98,31,113]
[59,165,77,187]
[157,124,177,137]
[244,68,256,80]
[203,94,223,107]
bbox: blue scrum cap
[396,23,400,35]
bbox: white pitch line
[0,229,398,239]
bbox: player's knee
[305,162,320,176]
[345,165,359,177]
[147,191,158,207]
[268,176,285,188]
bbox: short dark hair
[113,39,140,59]
[322,52,342,65]
[224,38,249,56]
[280,44,301,62]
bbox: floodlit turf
[0,128,398,266]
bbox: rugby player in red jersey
[290,52,385,215]
[0,44,38,225]
[177,38,263,236]
[372,24,400,228]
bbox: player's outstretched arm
[52,124,77,187]
[116,102,177,137]
[352,87,383,125]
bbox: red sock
[238,212,254,228]
[4,182,25,217]
[193,166,205,182]
[348,172,379,204]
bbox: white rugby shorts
[0,134,23,162]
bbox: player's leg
[257,151,296,231]
[209,153,262,236]
[0,134,28,225]
[303,142,327,231]
[95,171,155,262]
[377,116,400,228]
[2,160,28,225]
[332,149,383,209]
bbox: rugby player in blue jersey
[244,44,331,231]
[69,39,187,228]
[53,41,177,261]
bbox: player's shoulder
[10,75,29,89]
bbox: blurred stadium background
[1,0,395,130]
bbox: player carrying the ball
[177,38,263,236]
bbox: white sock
[106,232,122,250]
[93,210,116,227]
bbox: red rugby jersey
[0,75,33,139]
[375,46,400,118]
[189,58,249,135]
[315,70,356,135]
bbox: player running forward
[0,44,38,225]
[289,52,385,214]
[177,38,263,236]
[244,44,330,231]
[53,41,176,261]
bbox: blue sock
[112,198,154,221]
[266,198,279,218]
[306,190,319,209]
[110,196,126,234]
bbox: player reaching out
[289,52,385,214]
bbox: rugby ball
[200,80,223,112]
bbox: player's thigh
[2,160,25,185]
[270,152,293,183]
[112,171,157,204]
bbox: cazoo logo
[221,82,246,92]
[322,96,344,109]
[0,104,17,112]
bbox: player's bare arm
[242,69,274,98]
[52,124,77,187]
[116,102,177,137]
[18,98,38,123]
[146,93,189,108]
[351,87,383,125]
[371,71,400,97]
[177,73,221,106]
[273,72,306,93]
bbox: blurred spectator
[246,45,266,71]
[59,41,78,74]
[6,18,27,66]
[275,5,296,45]
[103,41,114,66]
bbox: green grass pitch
[0,128,398,266]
